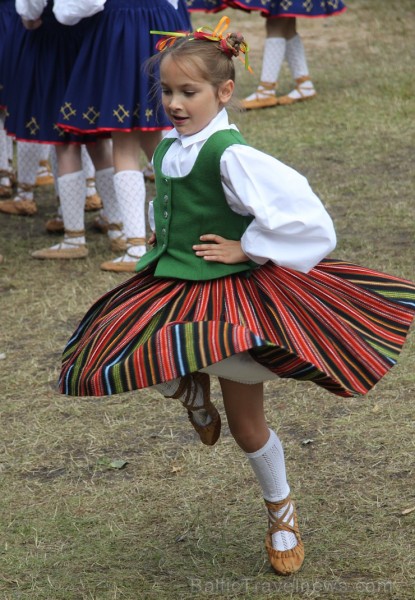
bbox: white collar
[165,109,236,148]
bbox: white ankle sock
[58,170,86,245]
[155,377,212,427]
[246,429,297,551]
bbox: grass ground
[0,1,414,598]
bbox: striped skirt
[60,260,415,398]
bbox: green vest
[136,129,256,281]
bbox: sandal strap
[265,496,300,537]
[259,81,278,90]
[64,229,86,238]
[17,182,35,193]
[127,237,146,246]
[107,222,123,232]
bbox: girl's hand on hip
[193,234,249,264]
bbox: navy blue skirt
[3,2,94,143]
[0,0,20,110]
[187,0,346,17]
[57,0,192,135]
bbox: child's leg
[219,378,304,575]
[242,17,295,110]
[31,144,88,259]
[100,131,147,272]
[0,141,40,215]
[154,373,221,446]
[278,22,316,105]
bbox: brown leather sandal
[31,229,88,259]
[169,372,221,446]
[277,76,316,106]
[241,81,279,110]
[264,496,304,576]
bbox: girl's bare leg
[219,377,301,566]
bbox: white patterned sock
[244,38,286,102]
[261,37,286,83]
[113,170,146,260]
[58,170,86,245]
[15,142,42,200]
[0,127,9,172]
[285,35,315,99]
[246,429,297,551]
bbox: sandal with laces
[100,237,145,272]
[170,372,221,446]
[277,76,316,106]
[264,496,304,576]
[241,82,279,110]
[31,229,88,259]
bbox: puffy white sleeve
[16,0,47,20]
[53,0,106,25]
[220,145,337,273]
[166,0,179,8]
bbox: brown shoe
[170,372,221,446]
[241,82,278,110]
[45,216,64,233]
[92,214,110,233]
[31,242,88,260]
[107,222,127,253]
[0,182,12,198]
[100,257,138,272]
[35,160,54,186]
[0,198,37,215]
[276,76,316,106]
[85,193,103,211]
[264,496,304,576]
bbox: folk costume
[60,108,415,398]
[0,0,17,200]
[53,0,192,271]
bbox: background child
[55,0,192,272]
[59,18,415,576]
[187,0,347,109]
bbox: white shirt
[150,109,337,273]
[16,0,179,24]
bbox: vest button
[163,211,168,219]
[163,195,168,202]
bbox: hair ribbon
[150,16,252,72]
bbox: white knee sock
[94,167,125,243]
[285,35,315,98]
[244,38,286,101]
[0,127,9,172]
[15,142,42,200]
[113,170,146,261]
[246,429,297,551]
[261,37,287,83]
[57,170,86,246]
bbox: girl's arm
[220,145,336,273]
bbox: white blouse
[16,0,179,24]
[152,109,337,274]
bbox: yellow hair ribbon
[150,16,252,73]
